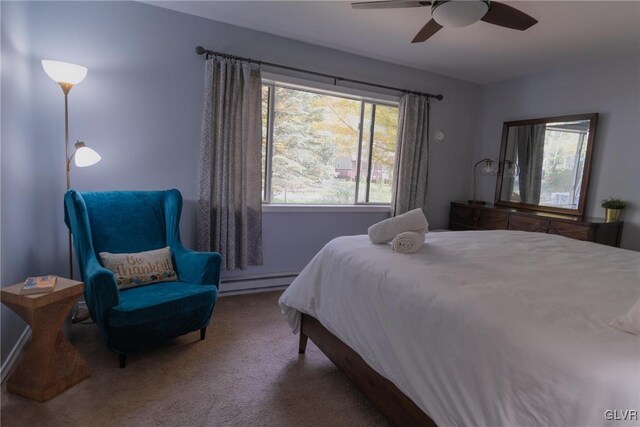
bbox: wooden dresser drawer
[449,202,622,247]
[450,204,479,229]
[548,221,592,241]
[478,209,508,230]
[508,215,550,233]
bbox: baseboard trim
[218,284,289,297]
[219,273,298,294]
[1,326,30,383]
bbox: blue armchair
[64,189,222,368]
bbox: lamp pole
[60,82,74,279]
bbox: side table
[0,277,90,401]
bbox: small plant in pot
[601,198,629,222]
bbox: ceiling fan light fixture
[432,0,489,28]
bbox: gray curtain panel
[391,94,430,216]
[197,58,263,270]
[516,124,546,204]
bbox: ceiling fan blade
[412,19,443,43]
[352,0,431,10]
[480,1,538,30]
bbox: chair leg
[299,332,308,354]
[200,327,207,341]
[119,353,127,369]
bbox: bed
[278,230,640,426]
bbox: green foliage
[368,181,393,204]
[270,87,338,200]
[600,198,629,209]
[323,180,353,204]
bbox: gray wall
[473,53,640,250]
[1,1,481,363]
[1,2,44,368]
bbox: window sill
[262,204,391,213]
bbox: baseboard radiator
[218,272,298,295]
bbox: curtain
[197,58,263,270]
[391,94,430,216]
[515,124,546,204]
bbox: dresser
[449,202,623,247]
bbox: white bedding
[278,231,640,426]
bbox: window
[261,81,398,205]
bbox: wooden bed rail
[299,313,437,427]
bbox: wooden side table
[1,277,90,401]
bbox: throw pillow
[99,246,177,288]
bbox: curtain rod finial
[195,46,207,56]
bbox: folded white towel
[368,208,429,244]
[392,231,425,254]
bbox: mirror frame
[494,113,599,218]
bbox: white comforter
[279,231,640,427]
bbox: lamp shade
[432,0,489,28]
[73,141,101,167]
[503,160,519,178]
[42,60,87,85]
[479,159,498,175]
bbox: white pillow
[99,246,177,289]
[610,298,640,335]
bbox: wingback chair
[64,189,222,368]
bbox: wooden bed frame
[299,313,437,427]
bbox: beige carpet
[1,291,388,426]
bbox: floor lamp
[42,60,101,280]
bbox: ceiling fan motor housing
[432,0,490,28]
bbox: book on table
[21,276,57,295]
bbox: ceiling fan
[351,0,538,43]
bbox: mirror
[495,113,598,217]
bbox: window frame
[261,77,399,208]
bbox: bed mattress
[279,230,640,426]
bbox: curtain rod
[195,46,443,101]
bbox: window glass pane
[261,85,270,202]
[368,104,398,203]
[270,87,361,204]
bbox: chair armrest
[173,245,222,287]
[84,257,120,328]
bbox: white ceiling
[148,1,640,84]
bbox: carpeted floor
[1,291,387,427]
